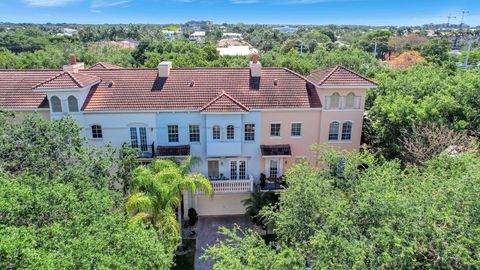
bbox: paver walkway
[193,215,252,270]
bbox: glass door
[130,127,148,152]
[230,160,247,180]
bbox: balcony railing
[198,175,254,194]
[130,142,155,159]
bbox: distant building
[217,38,250,47]
[185,20,212,31]
[217,46,258,56]
[162,29,183,40]
[222,32,242,39]
[56,28,78,37]
[189,31,206,42]
[273,26,298,33]
[99,39,139,49]
[423,23,470,30]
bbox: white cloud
[91,0,131,8]
[23,0,80,7]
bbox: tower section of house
[307,65,378,151]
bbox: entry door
[130,127,148,151]
[267,159,281,179]
[230,160,247,180]
[208,160,220,179]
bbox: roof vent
[273,79,278,86]
[107,80,113,88]
[189,80,195,87]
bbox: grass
[172,239,196,270]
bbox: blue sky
[0,0,479,26]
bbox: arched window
[328,121,340,141]
[341,121,353,141]
[345,92,355,109]
[212,125,220,140]
[91,125,103,139]
[50,96,62,112]
[226,125,234,140]
[68,96,79,112]
[330,92,340,109]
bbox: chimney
[63,53,84,73]
[250,53,261,77]
[158,61,172,77]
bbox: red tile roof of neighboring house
[89,62,124,70]
[32,71,100,90]
[200,90,250,112]
[307,65,377,87]
[0,70,59,109]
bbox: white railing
[198,175,254,194]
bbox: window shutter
[325,96,331,109]
[354,96,361,109]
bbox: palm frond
[129,212,151,225]
[125,192,153,215]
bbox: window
[51,96,62,112]
[226,125,235,140]
[328,121,340,141]
[230,161,238,180]
[189,125,200,142]
[329,92,340,109]
[269,159,279,179]
[208,160,220,178]
[244,124,255,141]
[168,125,179,142]
[67,96,79,112]
[239,160,246,180]
[91,125,103,139]
[212,125,220,140]
[341,121,353,141]
[130,127,148,151]
[345,93,355,109]
[291,123,302,137]
[270,123,281,137]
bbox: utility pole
[460,10,469,28]
[463,40,473,68]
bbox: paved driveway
[194,215,252,270]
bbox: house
[0,54,377,217]
[222,32,242,39]
[162,29,183,40]
[217,46,258,56]
[189,31,206,42]
[273,26,298,33]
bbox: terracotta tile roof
[157,145,190,157]
[0,69,60,109]
[261,144,292,156]
[89,62,124,70]
[82,67,321,111]
[32,71,100,90]
[0,65,322,111]
[200,90,249,112]
[307,65,377,87]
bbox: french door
[230,160,247,180]
[130,127,148,151]
[268,159,280,179]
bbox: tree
[202,226,305,270]
[421,38,452,63]
[125,157,212,244]
[242,186,277,230]
[0,112,175,269]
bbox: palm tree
[125,157,212,244]
[242,186,277,231]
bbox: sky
[0,0,479,26]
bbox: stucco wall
[316,88,368,151]
[260,110,321,173]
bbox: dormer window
[50,96,62,113]
[68,96,79,112]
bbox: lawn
[172,239,196,270]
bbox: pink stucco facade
[260,87,369,176]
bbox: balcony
[130,142,155,159]
[198,175,254,194]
